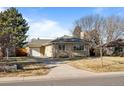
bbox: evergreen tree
[0,7,29,56]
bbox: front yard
[0,64,50,77]
[67,57,124,72]
[0,57,50,77]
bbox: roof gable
[29,39,52,47]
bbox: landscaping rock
[16,64,23,70]
[0,65,17,72]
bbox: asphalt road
[0,74,124,86]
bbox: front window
[58,44,65,50]
[114,47,123,52]
[73,44,84,50]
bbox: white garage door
[30,48,41,57]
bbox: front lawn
[67,57,124,72]
[0,57,51,77]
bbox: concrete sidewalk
[1,64,124,83]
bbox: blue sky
[1,7,124,40]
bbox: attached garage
[30,47,41,57]
[29,39,53,58]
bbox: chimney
[80,31,85,39]
[73,26,82,38]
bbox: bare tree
[95,15,106,67]
[73,14,106,67]
[106,15,124,43]
[73,14,106,47]
[73,14,124,43]
[76,15,98,31]
[72,14,124,67]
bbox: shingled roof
[29,35,91,47]
[29,39,52,47]
[51,35,89,44]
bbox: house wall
[52,43,90,58]
[29,42,90,58]
[40,46,45,55]
[29,45,53,58]
[45,45,53,57]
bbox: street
[0,74,124,86]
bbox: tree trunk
[100,39,103,67]
[6,48,9,60]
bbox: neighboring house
[29,36,90,58]
[103,39,124,56]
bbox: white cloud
[28,19,70,39]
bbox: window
[114,47,123,54]
[81,45,84,50]
[58,44,65,50]
[115,47,123,52]
[74,44,84,50]
[58,45,62,50]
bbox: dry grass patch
[0,64,50,77]
[0,69,49,77]
[67,57,124,72]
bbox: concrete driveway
[27,57,96,78]
[46,64,95,79]
[1,63,124,85]
[0,63,95,83]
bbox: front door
[89,48,95,56]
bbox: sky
[0,7,124,40]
